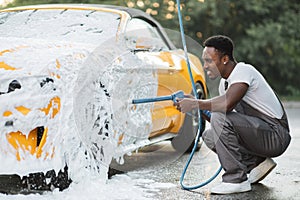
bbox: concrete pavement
[157,107,300,200]
[110,105,300,200]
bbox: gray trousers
[202,101,291,183]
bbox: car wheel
[171,82,206,153]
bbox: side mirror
[126,36,164,52]
[135,37,155,49]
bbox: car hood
[0,36,95,74]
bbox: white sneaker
[249,158,277,184]
[210,180,251,194]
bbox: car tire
[171,82,206,153]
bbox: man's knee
[210,112,227,127]
[210,112,230,137]
[203,112,232,151]
[202,129,216,151]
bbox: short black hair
[203,35,235,61]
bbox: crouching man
[175,35,291,194]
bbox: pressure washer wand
[132,90,212,120]
[132,90,185,104]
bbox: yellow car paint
[15,106,31,116]
[0,5,207,161]
[6,127,48,161]
[0,61,17,70]
[39,96,61,119]
[4,97,61,160]
[149,50,207,137]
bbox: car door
[124,18,187,137]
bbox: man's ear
[222,55,230,65]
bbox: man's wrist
[194,99,201,109]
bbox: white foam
[0,8,158,191]
[0,33,158,185]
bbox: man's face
[202,47,223,80]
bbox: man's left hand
[174,96,198,113]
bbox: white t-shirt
[219,62,283,119]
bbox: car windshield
[0,9,120,44]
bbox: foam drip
[73,41,157,181]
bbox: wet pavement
[111,105,300,200]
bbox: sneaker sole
[250,163,277,184]
[211,187,251,195]
[211,181,252,194]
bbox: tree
[132,0,300,96]
[4,0,300,96]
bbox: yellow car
[0,4,207,193]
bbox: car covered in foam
[0,4,208,193]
